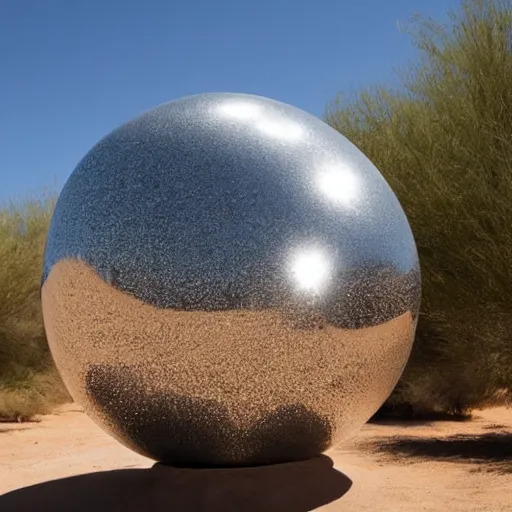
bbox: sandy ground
[1,405,511,511]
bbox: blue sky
[1,0,459,202]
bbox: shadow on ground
[367,431,512,473]
[0,423,38,434]
[369,410,472,426]
[0,455,352,512]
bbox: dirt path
[1,405,511,511]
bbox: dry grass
[0,196,69,421]
[0,370,70,422]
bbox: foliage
[0,196,69,420]
[327,0,512,415]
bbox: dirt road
[1,405,511,511]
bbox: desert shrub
[0,369,70,421]
[0,196,69,420]
[326,0,512,416]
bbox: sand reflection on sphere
[41,93,421,466]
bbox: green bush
[326,0,512,416]
[0,196,69,420]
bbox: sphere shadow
[0,455,352,512]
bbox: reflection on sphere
[42,93,421,466]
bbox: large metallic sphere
[42,92,420,467]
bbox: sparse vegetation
[0,197,69,421]
[327,0,512,416]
